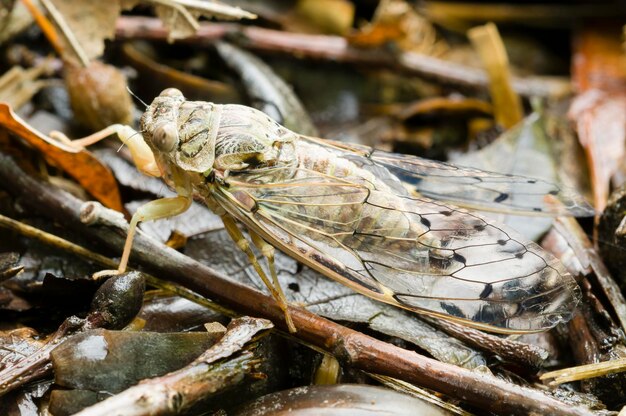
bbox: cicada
[66,88,593,334]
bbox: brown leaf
[570,22,626,211]
[48,0,121,61]
[150,0,256,41]
[348,0,446,56]
[64,61,134,130]
[0,103,123,212]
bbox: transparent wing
[215,160,580,333]
[302,137,595,216]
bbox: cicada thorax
[174,101,222,174]
[211,104,299,181]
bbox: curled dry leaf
[348,0,447,56]
[0,103,123,211]
[150,0,257,41]
[64,60,134,130]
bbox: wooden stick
[114,16,570,99]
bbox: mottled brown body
[132,88,588,334]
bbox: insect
[63,88,593,334]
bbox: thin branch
[39,0,90,66]
[20,0,65,57]
[115,16,571,99]
[0,213,116,268]
[422,316,548,368]
[0,212,235,318]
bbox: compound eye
[152,123,178,152]
[160,88,183,98]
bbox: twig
[20,0,65,57]
[422,316,548,369]
[115,16,571,99]
[0,212,235,318]
[38,0,90,66]
[0,213,116,268]
[0,151,593,416]
[541,358,626,385]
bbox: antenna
[126,86,149,108]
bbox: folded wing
[216,156,580,333]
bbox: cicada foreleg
[50,125,161,177]
[51,125,194,277]
[115,194,192,274]
[221,214,297,333]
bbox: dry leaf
[0,64,49,110]
[348,0,446,56]
[468,22,523,129]
[0,103,123,211]
[64,60,134,130]
[570,23,626,211]
[48,0,121,61]
[151,0,256,41]
[46,0,255,61]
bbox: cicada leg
[221,215,297,333]
[53,126,194,277]
[50,125,161,177]
[91,193,192,280]
[248,230,294,320]
[120,195,193,273]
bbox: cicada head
[141,89,298,182]
[141,88,220,175]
